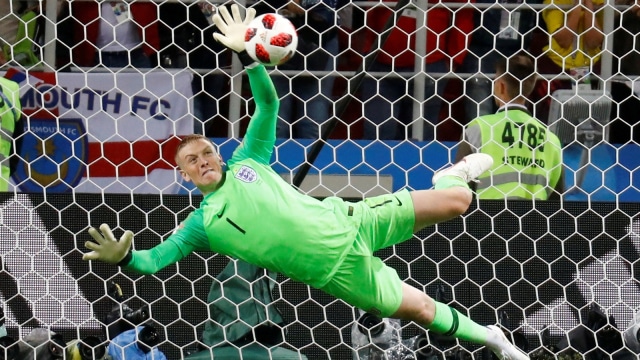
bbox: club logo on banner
[5,70,87,192]
[4,68,194,194]
[16,118,87,192]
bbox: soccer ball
[244,13,298,66]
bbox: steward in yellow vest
[3,4,43,67]
[456,52,564,200]
[0,77,23,191]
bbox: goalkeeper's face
[176,139,224,194]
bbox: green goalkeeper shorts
[320,189,415,317]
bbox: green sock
[434,175,469,190]
[429,301,488,345]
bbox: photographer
[185,260,302,359]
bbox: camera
[66,336,106,360]
[17,328,65,360]
[107,325,165,360]
[104,281,150,340]
[105,303,149,337]
[352,310,406,360]
[0,335,18,360]
[102,281,167,360]
[357,313,386,338]
[134,325,159,354]
[624,310,640,353]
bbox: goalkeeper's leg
[411,153,494,231]
[393,283,530,360]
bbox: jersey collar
[496,103,532,116]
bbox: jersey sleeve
[125,211,210,274]
[542,0,566,34]
[229,65,279,166]
[463,120,482,151]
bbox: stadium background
[1,0,640,359]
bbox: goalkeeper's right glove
[83,224,133,266]
[212,4,257,66]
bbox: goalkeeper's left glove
[212,4,257,66]
[83,224,133,266]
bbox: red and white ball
[244,13,298,66]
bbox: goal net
[1,0,639,359]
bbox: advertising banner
[4,69,193,193]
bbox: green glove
[83,224,133,265]
[212,4,257,66]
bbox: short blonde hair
[174,135,217,167]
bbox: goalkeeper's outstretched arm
[82,224,193,275]
[213,4,278,165]
[232,65,279,165]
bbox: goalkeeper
[83,4,529,360]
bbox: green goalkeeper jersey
[125,65,359,288]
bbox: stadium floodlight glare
[547,89,612,189]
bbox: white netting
[0,0,640,359]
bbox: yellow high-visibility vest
[0,77,21,191]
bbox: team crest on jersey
[235,165,257,183]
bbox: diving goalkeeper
[83,4,529,360]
